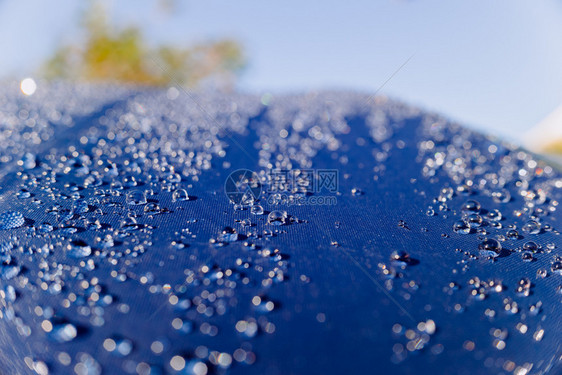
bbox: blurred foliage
[544,140,562,154]
[43,3,246,87]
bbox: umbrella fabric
[0,83,560,375]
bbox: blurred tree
[544,141,562,154]
[43,2,245,87]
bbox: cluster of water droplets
[417,114,561,372]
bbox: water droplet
[426,207,435,216]
[456,184,472,196]
[103,337,133,357]
[241,191,256,206]
[99,235,114,249]
[86,220,102,231]
[57,209,74,223]
[20,78,36,96]
[492,189,511,203]
[60,226,78,235]
[522,220,540,235]
[398,220,409,230]
[37,222,54,233]
[66,240,92,258]
[351,188,364,196]
[551,261,562,275]
[171,318,193,334]
[478,239,502,258]
[74,353,101,375]
[20,152,37,169]
[126,190,146,205]
[461,200,481,214]
[522,252,534,262]
[143,203,161,215]
[0,262,20,280]
[516,278,531,296]
[218,227,238,243]
[48,322,77,343]
[251,205,264,215]
[16,189,31,199]
[453,220,471,234]
[74,201,89,214]
[267,210,288,226]
[3,285,16,302]
[235,319,258,338]
[438,187,454,202]
[252,295,275,313]
[522,241,538,253]
[119,217,140,232]
[390,251,412,267]
[466,214,483,228]
[172,189,189,202]
[506,229,519,240]
[486,209,502,222]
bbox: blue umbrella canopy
[0,82,560,375]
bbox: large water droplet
[172,189,189,202]
[522,220,540,235]
[66,240,92,258]
[492,189,511,203]
[126,190,146,205]
[251,205,264,215]
[478,239,502,258]
[522,241,538,253]
[438,187,454,202]
[48,322,78,343]
[119,217,140,232]
[74,353,101,375]
[390,251,413,267]
[267,210,287,226]
[74,201,89,214]
[218,227,239,243]
[16,189,31,199]
[551,261,562,275]
[20,153,36,169]
[522,252,534,262]
[461,200,481,214]
[0,262,20,280]
[143,203,161,215]
[37,222,54,233]
[453,220,471,234]
[486,209,502,222]
[99,234,115,249]
[252,295,275,313]
[466,214,483,228]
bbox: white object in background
[20,78,37,96]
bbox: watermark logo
[317,169,338,193]
[224,169,262,204]
[225,168,338,206]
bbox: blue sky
[1,0,561,144]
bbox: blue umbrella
[0,82,560,375]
